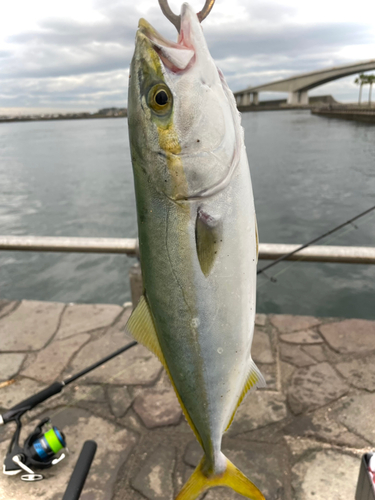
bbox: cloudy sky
[1,0,374,114]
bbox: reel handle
[1,382,64,424]
[62,440,97,500]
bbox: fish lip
[137,12,196,73]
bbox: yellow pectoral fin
[175,455,265,500]
[195,209,222,277]
[126,295,202,446]
[225,359,266,432]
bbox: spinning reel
[3,417,66,482]
[1,338,136,492]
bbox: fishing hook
[158,0,215,32]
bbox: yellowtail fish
[127,4,266,499]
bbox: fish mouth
[138,5,196,73]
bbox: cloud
[0,0,374,111]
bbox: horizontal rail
[0,236,138,255]
[260,243,375,264]
[0,236,374,264]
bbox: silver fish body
[127,4,265,498]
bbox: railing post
[129,262,143,308]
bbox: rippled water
[0,111,374,318]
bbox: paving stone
[227,391,287,436]
[301,344,327,363]
[21,333,90,384]
[255,313,266,326]
[280,330,323,345]
[0,377,44,410]
[280,361,295,391]
[174,464,195,494]
[108,386,133,418]
[55,303,122,339]
[282,409,369,448]
[279,343,316,367]
[184,440,204,466]
[131,445,176,500]
[66,327,162,385]
[61,383,107,406]
[0,301,18,319]
[258,363,277,389]
[252,329,273,364]
[336,393,375,443]
[185,438,289,500]
[0,353,25,381]
[0,300,64,351]
[105,305,132,336]
[292,449,359,500]
[25,383,107,423]
[335,355,375,391]
[118,408,147,434]
[270,315,321,334]
[133,387,182,428]
[0,420,15,444]
[320,319,375,354]
[287,362,349,415]
[285,436,323,465]
[0,408,138,500]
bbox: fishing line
[257,207,375,288]
[257,204,375,278]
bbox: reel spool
[25,424,66,464]
[3,418,67,482]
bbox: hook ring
[158,0,215,32]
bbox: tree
[367,74,375,106]
[354,74,367,105]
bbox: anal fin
[126,295,203,446]
[126,295,164,362]
[225,358,266,432]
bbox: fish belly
[135,147,257,464]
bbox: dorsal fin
[195,208,222,277]
[126,295,202,445]
[225,358,266,432]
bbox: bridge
[234,59,375,106]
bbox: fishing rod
[1,340,137,482]
[62,440,97,500]
[257,204,375,278]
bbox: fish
[126,3,266,499]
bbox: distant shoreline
[0,108,127,124]
[0,114,127,124]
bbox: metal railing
[0,236,374,264]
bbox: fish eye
[155,90,168,106]
[148,84,172,114]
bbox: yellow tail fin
[175,455,265,500]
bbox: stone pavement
[0,299,374,499]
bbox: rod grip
[1,382,64,424]
[62,440,97,500]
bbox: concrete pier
[311,105,375,123]
[0,299,374,499]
